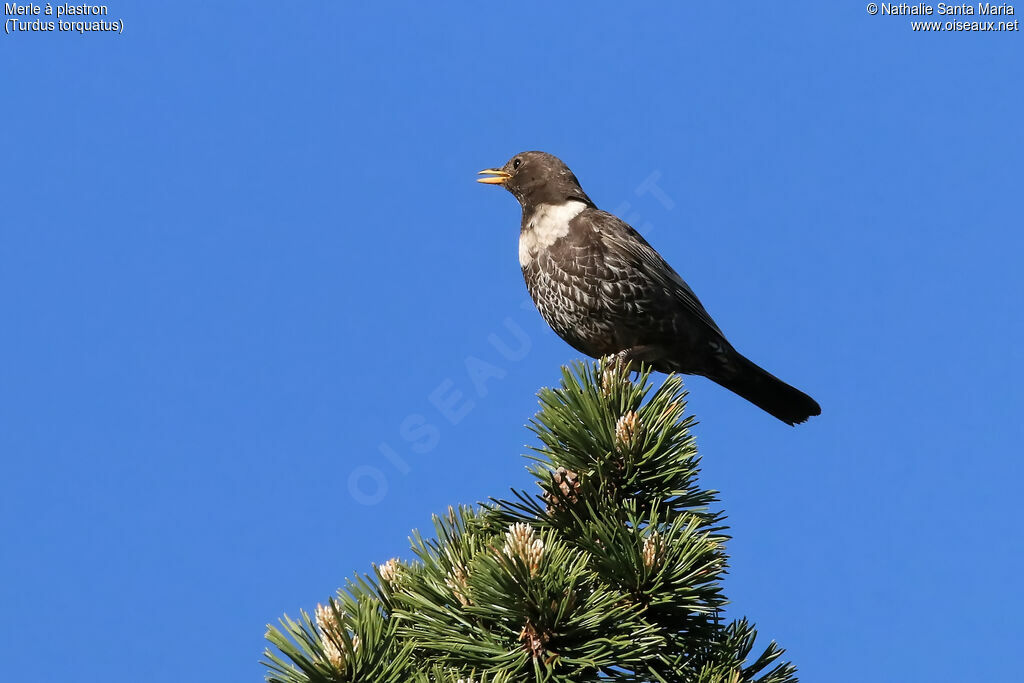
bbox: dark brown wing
[589,209,724,338]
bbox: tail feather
[712,353,820,426]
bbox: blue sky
[2,3,1022,681]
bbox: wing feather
[589,210,724,337]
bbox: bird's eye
[513,158,521,169]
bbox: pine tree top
[263,360,797,683]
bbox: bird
[477,151,820,425]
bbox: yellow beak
[477,168,511,185]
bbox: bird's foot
[614,350,636,374]
[599,351,639,380]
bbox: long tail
[712,352,821,426]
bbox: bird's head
[477,151,593,209]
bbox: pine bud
[503,522,545,576]
[599,354,624,397]
[544,467,581,512]
[642,531,666,570]
[615,410,640,446]
[445,564,472,606]
[314,600,358,670]
[376,557,402,586]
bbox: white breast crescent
[518,201,588,268]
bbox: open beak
[477,168,511,185]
